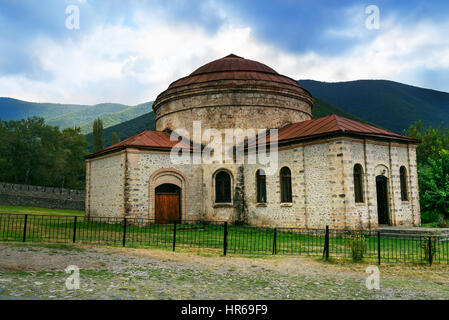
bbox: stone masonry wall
[85,152,125,218]
[0,182,85,210]
[127,150,204,221]
[154,80,313,144]
[243,143,334,228]
[344,139,420,229]
[242,138,420,229]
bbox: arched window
[400,166,408,201]
[215,171,231,203]
[353,164,364,203]
[280,167,292,203]
[256,169,267,203]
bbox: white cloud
[1,6,448,105]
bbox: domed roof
[167,54,301,89]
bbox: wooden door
[376,176,390,225]
[155,184,181,223]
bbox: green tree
[404,121,449,224]
[111,132,120,145]
[404,120,449,164]
[60,127,88,189]
[418,150,449,222]
[0,117,87,190]
[92,118,104,153]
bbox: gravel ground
[0,242,448,300]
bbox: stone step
[376,226,449,241]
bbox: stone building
[85,54,421,229]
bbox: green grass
[421,222,440,228]
[0,212,447,265]
[0,205,84,216]
[3,242,86,252]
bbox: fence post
[324,225,329,260]
[428,236,432,265]
[22,214,28,242]
[122,218,127,247]
[72,216,77,243]
[223,222,228,256]
[173,222,177,252]
[377,231,381,265]
[272,228,277,255]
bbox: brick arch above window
[213,169,233,203]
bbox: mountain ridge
[298,79,449,132]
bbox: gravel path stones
[0,243,448,300]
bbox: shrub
[421,210,439,224]
[437,215,449,228]
[420,234,439,263]
[343,231,366,262]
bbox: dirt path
[0,243,448,300]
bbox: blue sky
[0,0,448,104]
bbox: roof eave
[277,131,419,146]
[245,130,419,150]
[85,144,194,160]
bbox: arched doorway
[155,183,181,223]
[376,175,390,225]
[148,168,188,223]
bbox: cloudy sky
[1,0,448,105]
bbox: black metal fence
[0,213,447,265]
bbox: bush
[420,235,439,263]
[404,122,449,223]
[437,215,449,228]
[343,232,366,262]
[421,210,439,224]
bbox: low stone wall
[0,182,85,211]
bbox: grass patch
[0,205,84,216]
[0,242,86,252]
[421,222,439,228]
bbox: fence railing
[0,213,447,265]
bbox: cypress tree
[92,118,104,152]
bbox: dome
[168,54,302,89]
[152,54,314,143]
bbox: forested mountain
[78,102,153,133]
[298,80,449,132]
[0,98,152,133]
[0,97,87,120]
[46,103,129,130]
[85,111,156,148]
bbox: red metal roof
[249,114,419,147]
[167,54,302,89]
[86,130,193,159]
[87,115,419,159]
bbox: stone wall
[343,138,420,229]
[242,138,420,229]
[154,80,313,144]
[85,152,125,218]
[243,141,342,228]
[129,149,204,221]
[0,182,85,210]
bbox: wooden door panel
[376,178,389,225]
[155,193,180,223]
